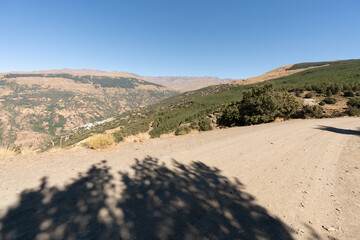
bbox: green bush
[198,118,213,131]
[217,103,242,127]
[319,101,325,106]
[112,132,124,143]
[347,97,360,108]
[326,89,333,97]
[218,83,302,126]
[344,91,355,97]
[190,118,213,131]
[175,126,191,135]
[304,92,314,98]
[346,107,360,116]
[323,97,337,104]
[330,111,347,118]
[295,105,324,118]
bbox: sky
[0,0,359,79]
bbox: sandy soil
[0,118,359,239]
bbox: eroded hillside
[0,72,178,147]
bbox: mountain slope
[0,72,178,147]
[45,59,360,150]
[232,63,330,85]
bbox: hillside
[46,59,360,150]
[0,72,178,147]
[1,118,359,239]
[232,63,330,85]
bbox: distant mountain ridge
[14,69,238,92]
[136,75,235,92]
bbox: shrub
[218,83,302,126]
[319,101,325,106]
[326,89,333,97]
[190,118,213,131]
[347,97,360,108]
[346,107,360,116]
[198,118,213,131]
[217,103,242,127]
[112,132,124,143]
[304,92,314,98]
[175,126,190,136]
[330,111,347,118]
[344,91,355,97]
[295,105,324,118]
[84,134,115,149]
[323,97,337,104]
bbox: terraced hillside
[0,72,178,147]
[46,59,360,150]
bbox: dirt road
[0,118,359,239]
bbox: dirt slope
[0,118,359,239]
[232,64,329,85]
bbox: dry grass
[84,134,115,149]
[0,145,39,159]
[20,146,38,155]
[0,145,18,159]
[123,132,151,143]
[274,117,285,122]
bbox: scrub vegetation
[44,59,360,150]
[0,72,177,147]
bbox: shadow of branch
[1,157,295,240]
[316,125,360,136]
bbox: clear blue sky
[0,0,359,79]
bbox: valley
[0,72,178,147]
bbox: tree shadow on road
[316,125,360,136]
[0,157,295,240]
